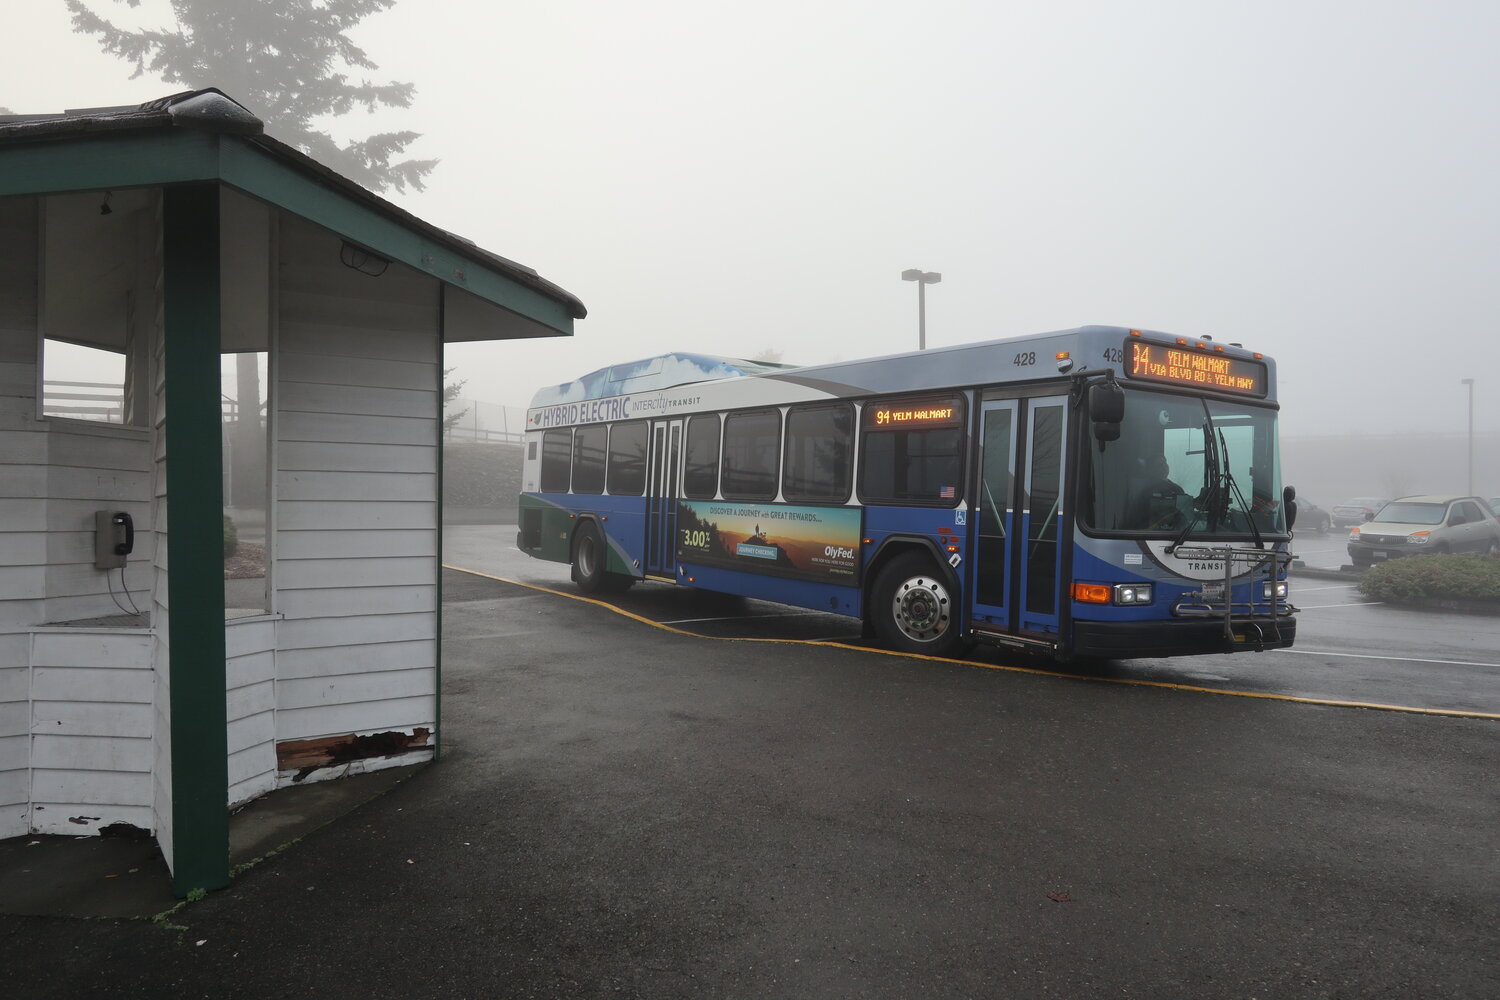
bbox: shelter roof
[0,89,585,335]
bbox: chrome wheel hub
[892,575,951,642]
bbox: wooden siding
[148,195,174,867]
[27,630,155,835]
[0,198,38,838]
[225,618,276,806]
[272,213,439,780]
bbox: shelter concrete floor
[0,765,420,919]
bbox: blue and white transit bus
[517,325,1298,660]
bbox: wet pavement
[3,567,1494,999]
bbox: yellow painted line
[443,565,1500,722]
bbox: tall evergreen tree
[66,0,436,193]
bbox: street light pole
[1462,377,1474,495]
[900,269,942,350]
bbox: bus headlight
[1262,580,1288,600]
[1113,583,1153,605]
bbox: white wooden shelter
[0,90,585,895]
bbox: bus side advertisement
[676,501,863,583]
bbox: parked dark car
[1331,496,1390,529]
[1298,500,1332,533]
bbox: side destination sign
[530,391,704,428]
[1125,340,1267,397]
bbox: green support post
[162,183,230,896]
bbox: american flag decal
[940,485,955,499]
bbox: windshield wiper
[1218,424,1264,548]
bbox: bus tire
[870,552,964,657]
[571,522,632,594]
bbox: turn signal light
[1072,583,1112,604]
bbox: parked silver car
[1347,495,1500,567]
[1331,496,1391,529]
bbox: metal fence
[44,382,525,446]
[445,397,526,445]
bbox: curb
[1376,595,1500,616]
[1290,562,1364,582]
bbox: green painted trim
[217,141,576,334]
[162,183,230,897]
[0,130,220,195]
[434,335,444,763]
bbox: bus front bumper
[1072,616,1297,660]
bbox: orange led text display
[1127,342,1265,396]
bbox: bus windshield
[1083,388,1284,537]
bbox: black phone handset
[112,511,134,556]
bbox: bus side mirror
[1282,485,1297,530]
[1089,382,1123,442]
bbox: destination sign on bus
[1125,341,1267,397]
[864,396,964,429]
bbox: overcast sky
[7,1,1500,443]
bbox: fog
[9,1,1500,464]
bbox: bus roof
[530,352,797,406]
[529,325,1276,408]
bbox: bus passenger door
[970,400,1018,629]
[1019,395,1068,633]
[645,418,683,576]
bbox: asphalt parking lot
[3,567,1494,999]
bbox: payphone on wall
[94,510,134,570]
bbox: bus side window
[541,428,572,493]
[722,410,781,501]
[572,424,607,494]
[784,403,853,502]
[683,414,721,499]
[607,421,648,495]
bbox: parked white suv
[1347,495,1500,568]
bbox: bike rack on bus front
[1166,545,1297,647]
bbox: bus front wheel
[572,522,632,594]
[871,552,964,657]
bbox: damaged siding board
[28,628,155,830]
[31,801,155,838]
[273,211,439,786]
[275,725,433,775]
[276,696,435,744]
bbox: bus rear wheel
[871,552,964,657]
[572,522,633,594]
